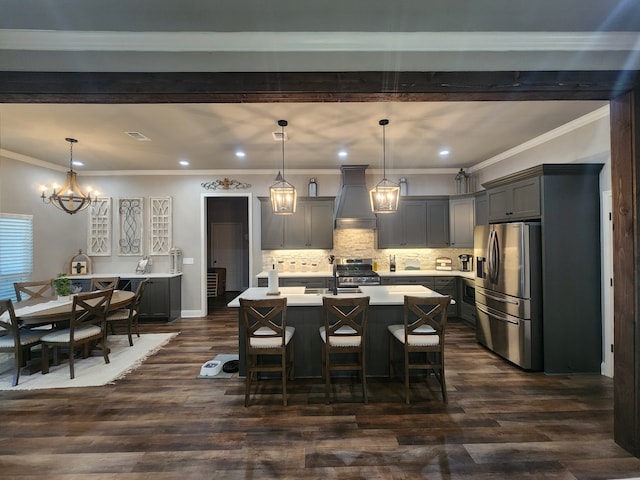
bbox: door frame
[200,192,253,315]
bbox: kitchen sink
[304,287,362,295]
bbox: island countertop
[227,284,450,307]
[256,269,474,280]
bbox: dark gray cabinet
[130,276,182,322]
[70,275,181,322]
[474,191,488,226]
[487,176,540,222]
[376,199,427,248]
[380,275,458,317]
[257,276,330,288]
[260,197,334,250]
[449,196,475,248]
[482,164,604,373]
[376,197,449,248]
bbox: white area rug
[0,333,177,390]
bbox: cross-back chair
[105,279,149,346]
[0,299,48,386]
[320,295,370,403]
[90,277,120,291]
[13,280,54,301]
[388,295,451,404]
[40,288,114,379]
[240,297,295,407]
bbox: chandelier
[40,138,97,215]
[370,119,400,213]
[269,120,297,214]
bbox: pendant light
[40,138,97,215]
[370,119,400,213]
[269,120,297,214]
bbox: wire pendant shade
[270,120,297,214]
[370,119,400,213]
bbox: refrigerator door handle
[476,303,519,325]
[481,292,520,306]
[487,230,500,284]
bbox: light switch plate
[183,257,194,265]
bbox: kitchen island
[228,285,451,378]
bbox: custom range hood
[334,165,377,229]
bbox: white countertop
[227,284,451,307]
[256,269,475,280]
[67,273,183,279]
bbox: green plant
[53,273,72,296]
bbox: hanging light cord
[281,122,285,179]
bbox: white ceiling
[0,1,634,172]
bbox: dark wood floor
[1,293,639,479]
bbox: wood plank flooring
[1,293,639,479]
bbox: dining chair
[319,295,370,404]
[13,280,54,301]
[39,288,114,380]
[105,279,149,346]
[388,295,451,404]
[90,276,120,291]
[0,299,48,386]
[240,297,295,407]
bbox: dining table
[14,290,135,327]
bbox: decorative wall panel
[118,197,144,256]
[149,196,172,255]
[88,197,112,256]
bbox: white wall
[1,109,611,317]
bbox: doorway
[203,194,251,314]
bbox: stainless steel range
[335,258,381,288]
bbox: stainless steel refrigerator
[474,222,543,370]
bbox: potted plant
[53,273,72,302]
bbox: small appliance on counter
[389,255,396,272]
[458,253,472,272]
[435,257,452,271]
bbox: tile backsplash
[262,228,472,273]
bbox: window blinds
[0,213,33,301]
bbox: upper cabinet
[260,197,334,250]
[449,195,475,248]
[376,197,449,248]
[474,191,488,226]
[377,199,427,247]
[486,176,541,222]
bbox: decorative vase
[57,295,71,303]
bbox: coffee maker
[458,253,472,272]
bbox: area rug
[0,333,177,390]
[196,353,239,379]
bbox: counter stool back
[240,297,295,407]
[320,295,370,404]
[388,295,451,404]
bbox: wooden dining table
[14,290,135,327]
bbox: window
[0,213,33,301]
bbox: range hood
[334,165,377,229]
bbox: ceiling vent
[125,131,151,141]
[272,131,288,141]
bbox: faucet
[328,255,337,295]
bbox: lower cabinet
[258,276,330,289]
[71,275,182,322]
[381,275,459,317]
[131,276,182,322]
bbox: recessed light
[338,150,348,158]
[179,160,189,166]
[235,151,246,158]
[439,149,450,157]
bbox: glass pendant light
[40,137,98,215]
[370,119,400,213]
[270,120,297,214]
